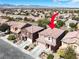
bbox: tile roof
[39,28,65,39]
[61,31,79,44]
[25,25,44,33]
[7,21,26,29]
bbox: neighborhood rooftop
[61,31,79,44]
[39,28,65,39]
[25,25,44,33]
[7,21,27,29]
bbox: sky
[0,0,79,8]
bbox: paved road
[0,39,34,59]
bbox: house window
[46,44,49,48]
[48,37,54,41]
[49,37,51,40]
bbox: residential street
[0,38,34,59]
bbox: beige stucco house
[36,28,66,52]
[20,25,44,43]
[61,31,79,55]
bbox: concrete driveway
[30,44,46,58]
[16,40,31,49]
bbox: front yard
[26,42,37,51]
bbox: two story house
[36,28,66,52]
[61,31,79,55]
[20,25,44,43]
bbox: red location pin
[48,12,59,29]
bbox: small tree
[64,47,77,59]
[37,19,49,28]
[57,49,65,57]
[24,17,28,21]
[56,20,64,28]
[69,23,77,29]
[47,54,54,59]
[0,24,10,32]
[25,12,30,16]
[69,23,77,31]
[7,34,16,40]
[7,17,14,21]
[15,17,23,21]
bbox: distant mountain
[0,4,16,8]
[0,4,79,9]
[0,4,50,8]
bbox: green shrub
[47,54,54,59]
[69,23,77,28]
[0,24,10,32]
[57,49,65,57]
[56,20,64,28]
[7,34,16,40]
[64,47,77,59]
[24,46,29,49]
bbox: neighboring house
[36,28,66,52]
[20,25,44,43]
[7,21,31,34]
[61,31,79,55]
